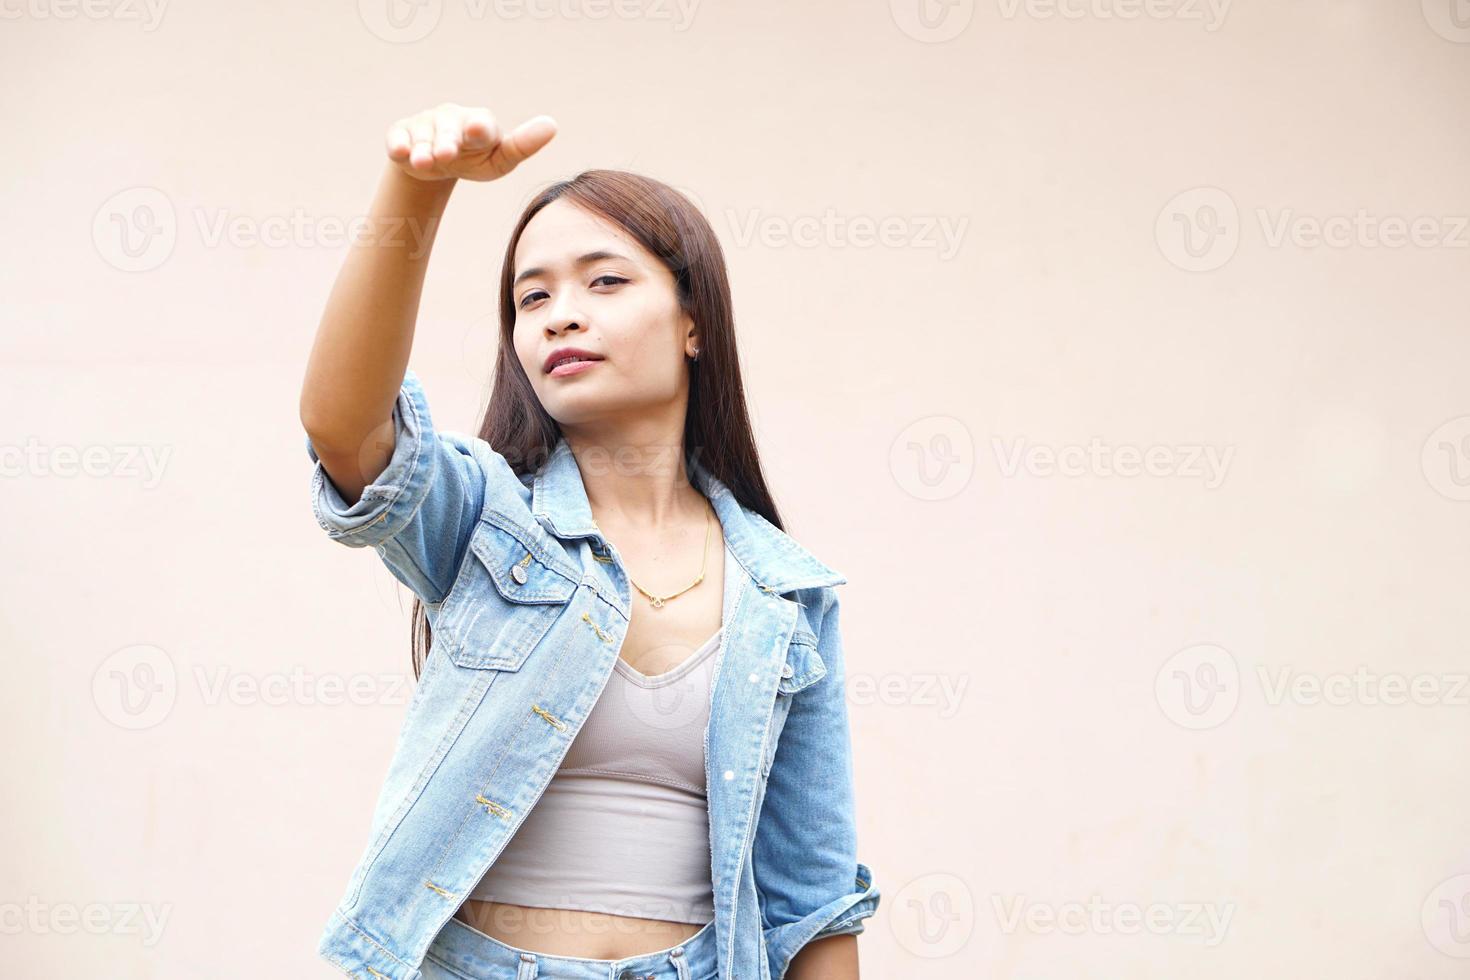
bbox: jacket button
[511,564,528,584]
[781,663,794,678]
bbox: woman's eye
[519,277,624,309]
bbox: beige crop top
[467,562,726,924]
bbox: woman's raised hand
[386,103,557,182]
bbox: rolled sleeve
[303,368,483,604]
[763,863,880,977]
[304,369,437,547]
[756,588,882,978]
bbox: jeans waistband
[423,914,718,980]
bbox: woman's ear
[685,319,701,361]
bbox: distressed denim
[304,369,880,980]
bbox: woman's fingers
[385,121,413,163]
[432,105,463,164]
[461,109,499,151]
[408,113,437,171]
[489,115,557,174]
[384,104,553,182]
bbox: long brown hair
[409,170,784,679]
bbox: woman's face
[511,198,696,430]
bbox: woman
[300,102,878,980]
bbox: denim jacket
[304,369,880,980]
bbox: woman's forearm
[298,104,555,505]
[298,162,456,502]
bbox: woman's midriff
[454,898,705,959]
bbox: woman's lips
[548,358,602,378]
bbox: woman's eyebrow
[513,250,633,288]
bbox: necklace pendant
[650,596,664,608]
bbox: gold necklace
[625,503,713,609]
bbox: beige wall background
[4,1,1470,977]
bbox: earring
[691,347,701,362]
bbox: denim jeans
[419,915,719,980]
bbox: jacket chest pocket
[438,517,579,671]
[763,630,828,776]
[777,629,827,695]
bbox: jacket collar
[530,436,845,595]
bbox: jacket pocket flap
[468,518,578,605]
[440,518,577,670]
[778,631,827,695]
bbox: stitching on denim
[714,573,757,969]
[792,880,879,954]
[311,381,429,542]
[825,898,877,930]
[776,635,826,696]
[432,514,496,615]
[467,524,580,604]
[419,593,585,909]
[416,662,530,891]
[711,575,748,947]
[395,377,431,510]
[331,908,414,970]
[343,663,498,910]
[478,508,582,583]
[742,508,844,586]
[378,442,436,544]
[474,795,512,818]
[422,950,477,980]
[313,469,398,539]
[530,704,567,731]
[424,880,455,899]
[762,696,794,777]
[580,611,613,643]
[378,539,449,606]
[587,577,628,620]
[451,591,561,670]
